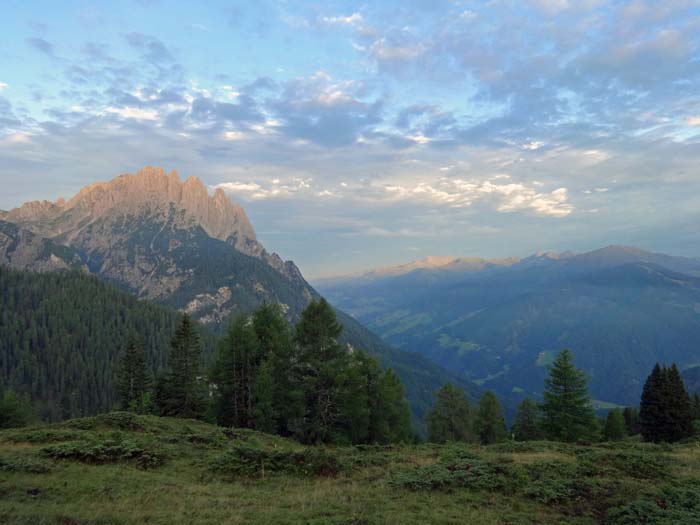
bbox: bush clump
[388,455,527,494]
[0,455,51,474]
[210,446,342,478]
[42,438,163,469]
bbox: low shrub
[42,439,163,469]
[388,456,527,494]
[577,449,672,480]
[0,455,51,474]
[210,446,341,478]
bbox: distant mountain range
[0,166,481,428]
[315,246,700,407]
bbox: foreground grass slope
[1,413,699,524]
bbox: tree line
[425,348,700,444]
[117,298,414,445]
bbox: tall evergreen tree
[251,303,301,435]
[474,391,508,445]
[541,349,597,442]
[640,363,667,442]
[603,409,627,441]
[211,314,262,428]
[251,359,276,433]
[291,298,349,444]
[622,407,640,436]
[426,383,474,443]
[640,363,693,442]
[693,393,700,421]
[375,368,413,444]
[116,339,152,413]
[664,364,693,442]
[511,398,544,441]
[156,314,205,419]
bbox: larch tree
[426,383,474,443]
[540,349,597,442]
[474,391,508,445]
[511,398,544,441]
[603,409,627,441]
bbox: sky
[1,0,700,278]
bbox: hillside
[0,167,484,429]
[316,246,700,406]
[1,412,699,524]
[0,266,480,430]
[0,266,217,421]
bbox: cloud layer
[1,1,700,277]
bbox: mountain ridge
[317,246,700,407]
[0,166,486,430]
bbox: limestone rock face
[1,166,312,322]
[0,220,84,272]
[5,166,257,253]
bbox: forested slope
[0,267,216,421]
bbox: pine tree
[156,314,205,419]
[693,393,700,421]
[116,339,152,413]
[622,407,640,436]
[474,391,508,445]
[426,383,474,443]
[291,298,349,444]
[511,398,544,441]
[603,409,627,441]
[541,349,597,442]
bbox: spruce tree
[426,383,474,443]
[664,364,693,442]
[541,349,597,442]
[474,391,508,444]
[603,409,627,441]
[156,314,205,419]
[116,339,152,413]
[511,398,544,441]
[640,363,693,442]
[640,363,667,442]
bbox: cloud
[26,37,54,56]
[104,106,159,120]
[0,82,7,91]
[321,13,363,26]
[124,32,174,63]
[215,174,573,218]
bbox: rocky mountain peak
[4,166,258,250]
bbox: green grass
[1,412,699,524]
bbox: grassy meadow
[1,412,699,524]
